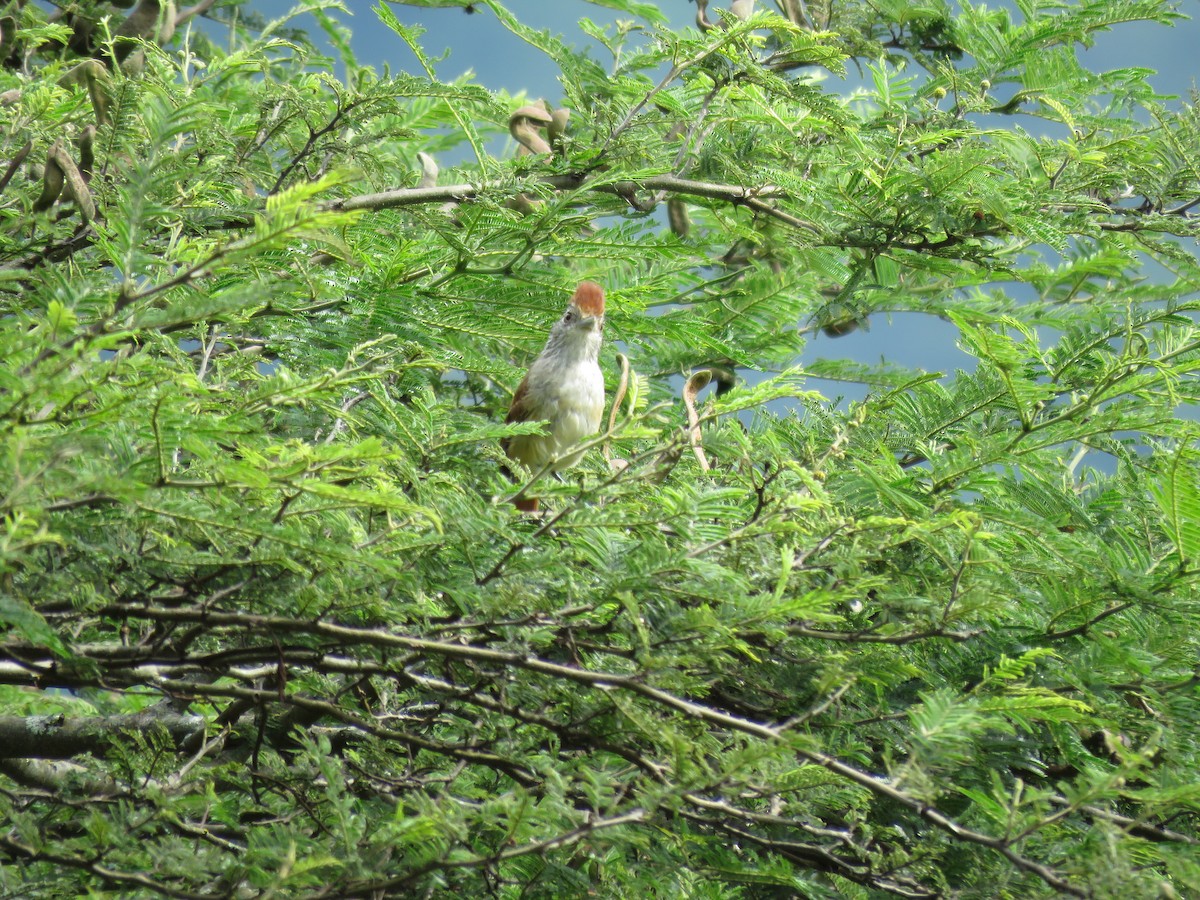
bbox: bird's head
[562,280,605,333]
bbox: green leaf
[1152,442,1200,563]
[0,594,70,658]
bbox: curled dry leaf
[509,104,553,156]
[512,103,553,124]
[547,107,571,151]
[683,369,713,472]
[603,352,631,472]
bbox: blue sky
[241,1,1199,407]
[252,1,1198,101]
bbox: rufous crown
[570,281,605,317]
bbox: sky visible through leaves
[240,0,1199,415]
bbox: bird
[504,281,606,511]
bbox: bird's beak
[577,315,600,330]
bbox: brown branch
[173,0,219,27]
[793,745,1088,897]
[336,809,647,897]
[0,757,117,795]
[1061,800,1199,845]
[1040,602,1132,641]
[2,173,802,281]
[787,624,981,643]
[0,711,205,759]
[89,603,1085,895]
[14,600,1088,896]
[320,173,787,215]
[399,667,668,781]
[0,834,210,900]
[1163,196,1200,216]
[143,677,542,788]
[270,102,351,195]
[680,807,938,898]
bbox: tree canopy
[1,0,1199,896]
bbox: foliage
[1,0,1198,897]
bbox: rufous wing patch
[503,374,534,461]
[505,374,534,425]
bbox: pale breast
[546,362,602,470]
[506,354,604,472]
[550,363,604,444]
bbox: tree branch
[0,711,205,759]
[80,604,1084,895]
[0,834,211,900]
[320,172,790,217]
[336,809,647,897]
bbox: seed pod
[0,16,17,61]
[33,144,66,213]
[113,0,163,62]
[667,198,691,238]
[50,141,95,223]
[77,125,96,182]
[59,59,112,125]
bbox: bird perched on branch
[504,281,606,512]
